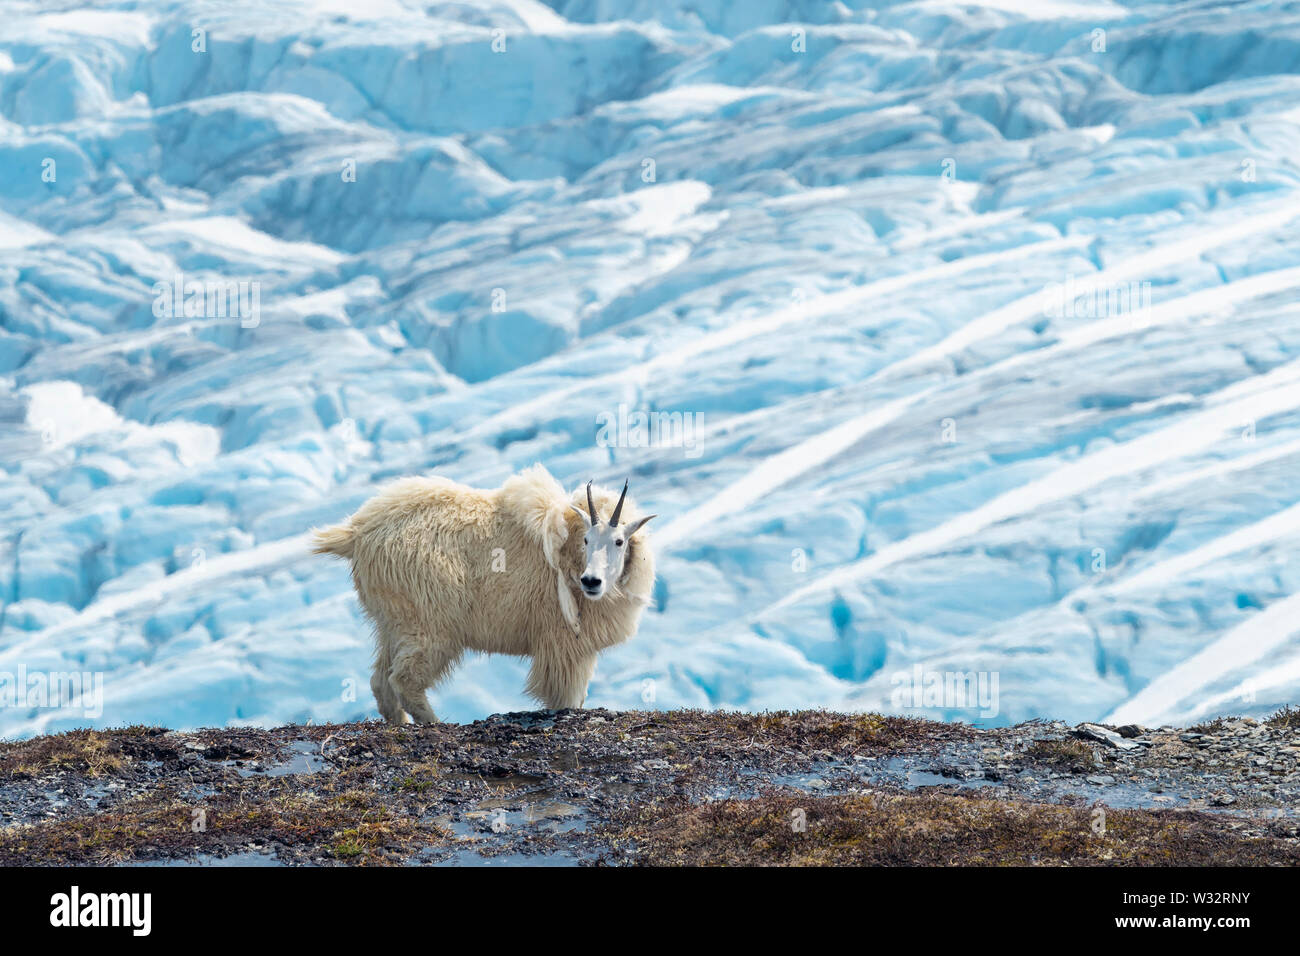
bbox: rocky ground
[1,708,1298,866]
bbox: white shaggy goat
[312,465,656,723]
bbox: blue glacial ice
[3,0,1300,737]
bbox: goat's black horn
[610,478,629,526]
[586,481,598,523]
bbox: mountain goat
[312,465,657,724]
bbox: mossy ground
[0,726,153,779]
[1,709,1296,866]
[0,763,445,866]
[601,791,1300,866]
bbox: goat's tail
[311,522,356,559]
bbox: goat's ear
[623,514,657,537]
[569,503,593,528]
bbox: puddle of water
[549,752,626,774]
[904,768,1000,790]
[442,771,546,789]
[1043,782,1246,811]
[476,801,586,829]
[859,756,1003,791]
[707,762,864,800]
[767,771,834,790]
[268,740,328,776]
[231,740,328,778]
[433,796,588,838]
[67,783,116,810]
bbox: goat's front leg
[526,650,597,711]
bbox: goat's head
[569,479,655,601]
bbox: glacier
[3,0,1300,738]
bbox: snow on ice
[3,0,1300,736]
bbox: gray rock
[1073,723,1140,750]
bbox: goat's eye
[616,539,624,547]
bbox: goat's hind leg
[370,628,406,724]
[389,641,460,726]
[371,665,405,725]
